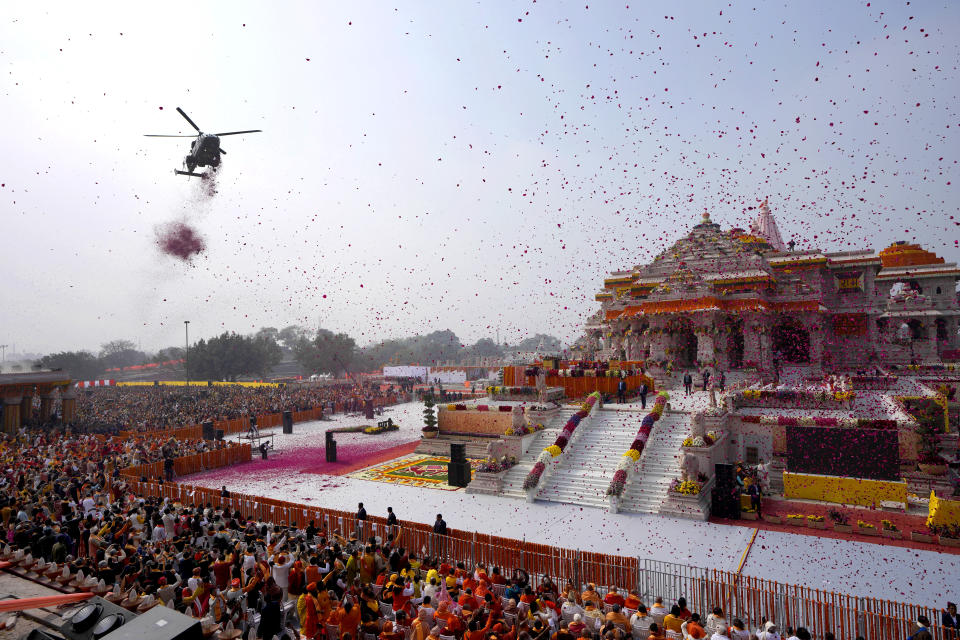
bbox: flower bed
[682,430,722,448]
[730,388,854,410]
[506,421,545,436]
[477,455,518,473]
[522,392,601,490]
[849,375,898,390]
[606,392,670,498]
[669,477,704,495]
[739,415,900,429]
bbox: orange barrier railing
[120,443,251,479]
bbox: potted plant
[786,514,806,527]
[916,415,948,476]
[830,510,853,533]
[742,508,758,521]
[762,513,782,525]
[932,524,960,548]
[911,528,935,544]
[421,396,439,439]
[880,520,902,539]
[806,514,826,530]
[857,520,878,536]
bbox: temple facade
[585,201,960,372]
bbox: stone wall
[437,409,513,436]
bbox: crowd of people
[4,421,954,640]
[60,384,403,433]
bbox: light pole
[184,321,190,386]
[0,345,6,363]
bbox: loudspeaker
[447,460,471,487]
[715,463,735,488]
[59,597,134,640]
[201,421,215,441]
[450,443,466,464]
[282,410,293,434]
[325,431,337,462]
[100,601,201,640]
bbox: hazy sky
[2,1,958,355]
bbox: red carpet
[299,441,420,476]
[711,496,960,556]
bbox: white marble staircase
[619,412,689,514]
[533,409,647,509]
[499,407,578,499]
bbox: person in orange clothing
[676,597,692,621]
[379,620,405,640]
[624,591,642,611]
[606,604,629,628]
[581,584,600,607]
[646,622,665,639]
[489,567,507,585]
[304,557,323,587]
[464,609,495,640]
[458,588,479,611]
[300,584,322,640]
[338,600,362,640]
[604,588,625,608]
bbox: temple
[584,201,960,373]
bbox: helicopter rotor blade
[176,107,202,133]
[214,129,262,136]
[219,148,226,155]
[144,134,197,137]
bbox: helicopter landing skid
[174,169,207,178]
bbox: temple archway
[669,317,698,368]
[726,319,745,369]
[772,316,810,363]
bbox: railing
[121,477,950,640]
[119,443,251,479]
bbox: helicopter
[145,107,261,177]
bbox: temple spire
[750,198,786,251]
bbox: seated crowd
[59,383,402,433]
[2,443,828,640]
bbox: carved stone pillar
[2,397,22,434]
[650,335,667,360]
[697,334,715,365]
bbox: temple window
[745,446,759,465]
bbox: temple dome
[879,242,945,268]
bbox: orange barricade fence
[116,481,947,640]
[120,444,251,479]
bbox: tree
[466,338,503,358]
[422,395,438,433]
[38,351,104,380]
[99,339,147,369]
[513,334,563,353]
[154,347,185,362]
[185,332,282,381]
[278,325,312,350]
[294,328,356,375]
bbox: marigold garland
[606,392,669,498]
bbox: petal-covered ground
[181,397,959,605]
